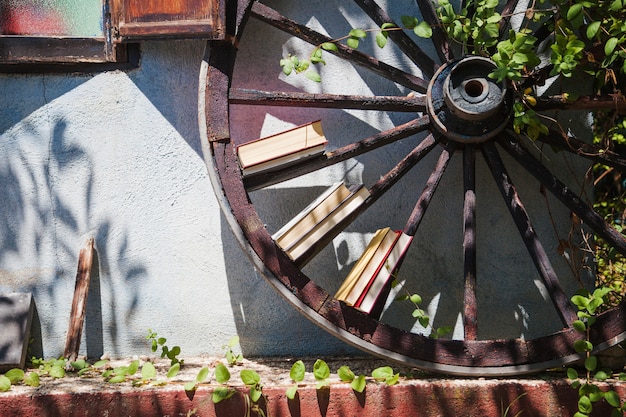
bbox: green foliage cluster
[593,113,626,298]
[147,328,184,366]
[567,288,626,416]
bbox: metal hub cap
[427,56,512,143]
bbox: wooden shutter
[110,0,226,41]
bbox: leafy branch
[280,18,432,82]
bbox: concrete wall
[0,0,592,361]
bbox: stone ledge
[1,357,625,417]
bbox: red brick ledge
[1,377,625,417]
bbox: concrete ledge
[1,358,625,416]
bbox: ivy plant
[567,288,626,417]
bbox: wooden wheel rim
[199,0,626,376]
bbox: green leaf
[290,360,306,383]
[578,395,593,414]
[286,384,298,400]
[605,38,619,56]
[250,385,263,403]
[167,362,180,379]
[128,360,140,375]
[215,363,231,384]
[410,294,422,304]
[401,15,418,29]
[571,294,590,309]
[594,370,609,381]
[197,366,209,383]
[0,375,11,392]
[109,375,126,383]
[349,29,367,39]
[338,365,355,382]
[605,390,621,408]
[414,22,433,38]
[240,369,260,386]
[351,375,366,393]
[321,42,338,52]
[574,339,593,353]
[609,0,623,11]
[567,367,579,380]
[567,3,583,21]
[23,372,40,387]
[584,356,597,372]
[385,372,399,385]
[92,359,109,368]
[228,336,240,348]
[5,368,24,384]
[305,70,321,83]
[313,359,330,381]
[376,31,388,48]
[280,59,293,76]
[212,386,235,403]
[184,381,197,392]
[346,37,360,49]
[372,366,394,381]
[573,320,587,332]
[141,362,157,380]
[50,365,65,379]
[70,359,88,370]
[586,21,601,39]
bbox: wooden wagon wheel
[199,0,626,375]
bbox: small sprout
[313,359,330,389]
[351,374,367,393]
[286,360,305,400]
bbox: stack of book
[272,182,370,262]
[236,120,328,176]
[335,227,412,314]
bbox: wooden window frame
[0,0,225,73]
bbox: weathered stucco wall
[0,0,592,361]
[0,38,355,359]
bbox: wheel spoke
[243,116,432,190]
[353,0,437,78]
[463,145,478,340]
[368,132,440,200]
[251,2,429,93]
[535,129,626,172]
[415,0,452,62]
[499,136,626,257]
[535,94,626,113]
[482,141,578,326]
[498,0,521,39]
[230,88,426,111]
[404,141,456,236]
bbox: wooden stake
[64,238,95,362]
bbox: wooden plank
[0,293,34,371]
[64,238,95,362]
[111,0,225,41]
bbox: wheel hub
[427,56,512,143]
